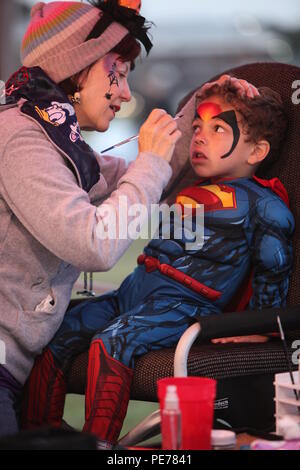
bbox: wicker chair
[66,62,300,440]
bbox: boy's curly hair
[196,80,288,175]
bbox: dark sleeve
[249,197,295,309]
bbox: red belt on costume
[137,254,221,302]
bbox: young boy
[23,78,294,448]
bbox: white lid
[211,430,236,447]
[164,385,180,410]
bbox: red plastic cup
[157,377,216,450]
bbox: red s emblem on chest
[176,184,237,213]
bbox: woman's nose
[121,81,132,102]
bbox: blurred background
[1,0,300,162]
[1,0,300,442]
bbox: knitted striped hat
[21,1,131,83]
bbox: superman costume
[22,176,294,445]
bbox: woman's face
[74,52,132,132]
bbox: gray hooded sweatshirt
[0,95,196,385]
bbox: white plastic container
[274,370,300,434]
[211,429,236,450]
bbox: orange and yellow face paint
[194,101,241,159]
[196,102,222,122]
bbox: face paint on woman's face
[104,59,119,100]
[196,102,240,158]
[74,53,131,132]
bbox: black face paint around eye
[213,111,240,159]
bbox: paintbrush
[101,114,184,154]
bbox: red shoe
[83,339,133,444]
[22,349,66,429]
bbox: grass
[73,238,149,294]
[63,395,160,445]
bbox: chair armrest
[173,305,300,377]
[196,306,300,342]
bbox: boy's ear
[247,140,270,165]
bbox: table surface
[127,434,258,450]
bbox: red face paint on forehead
[196,102,222,122]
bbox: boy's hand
[200,74,260,99]
[211,335,270,344]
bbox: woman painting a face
[0,0,183,438]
